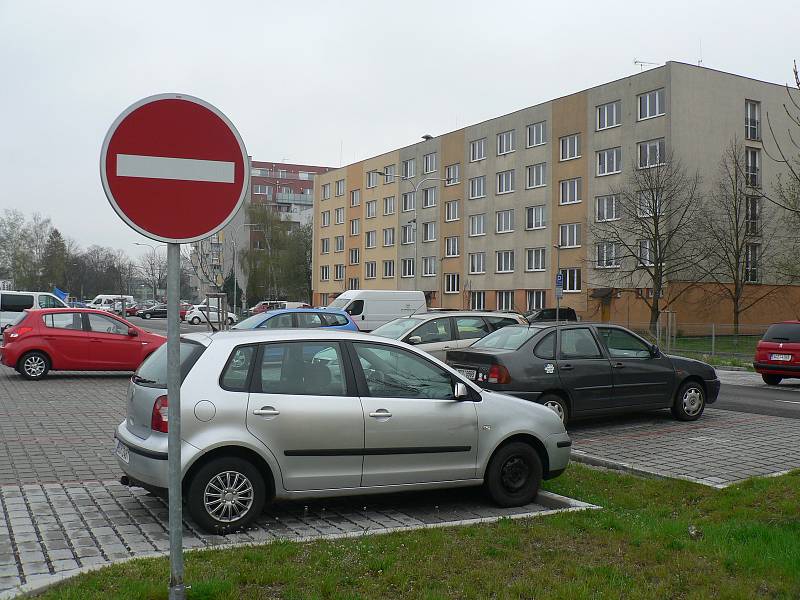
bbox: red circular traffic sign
[100,94,249,243]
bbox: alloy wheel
[24,355,46,378]
[203,470,254,523]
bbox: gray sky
[0,0,795,259]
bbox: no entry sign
[100,94,249,243]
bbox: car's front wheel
[143,313,151,320]
[186,456,266,534]
[671,380,705,421]
[191,317,201,325]
[484,442,542,507]
[762,374,782,386]
[19,351,50,380]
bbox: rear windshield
[472,325,542,350]
[371,317,424,339]
[133,340,206,388]
[762,324,800,343]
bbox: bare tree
[590,150,705,333]
[763,61,800,215]
[136,248,168,300]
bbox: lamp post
[554,243,562,322]
[134,241,165,302]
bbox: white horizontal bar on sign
[116,154,235,183]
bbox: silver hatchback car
[114,330,571,533]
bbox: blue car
[232,308,358,331]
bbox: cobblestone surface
[569,408,800,487]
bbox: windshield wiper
[133,375,158,384]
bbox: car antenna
[408,302,427,318]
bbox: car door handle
[369,409,392,418]
[560,364,574,371]
[253,407,280,417]
[612,362,625,369]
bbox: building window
[496,209,514,233]
[350,219,360,236]
[383,196,396,215]
[746,195,761,235]
[496,250,515,273]
[496,170,515,194]
[422,187,436,208]
[526,162,546,188]
[745,147,761,187]
[559,134,581,161]
[526,247,546,271]
[383,227,395,247]
[365,261,377,279]
[320,265,330,281]
[334,264,345,280]
[445,236,459,257]
[596,194,619,222]
[559,223,581,248]
[745,243,760,283]
[349,248,360,265]
[321,183,331,200]
[597,100,621,130]
[335,179,345,196]
[334,207,344,224]
[471,291,486,310]
[597,147,622,176]
[526,205,546,229]
[401,258,415,278]
[348,277,359,290]
[596,242,619,268]
[527,290,546,310]
[318,293,328,305]
[497,130,515,155]
[445,273,460,294]
[321,211,330,227]
[496,291,514,310]
[445,163,460,185]
[639,239,654,266]
[253,184,272,195]
[638,138,666,168]
[559,178,582,205]
[401,224,415,244]
[470,138,486,161]
[366,171,378,188]
[423,152,437,174]
[527,121,547,147]
[469,213,486,236]
[365,230,376,248]
[469,176,486,199]
[402,192,415,212]
[445,200,460,222]
[350,189,361,206]
[334,236,345,252]
[638,88,665,120]
[383,260,395,278]
[402,158,415,178]
[321,238,330,254]
[559,267,581,292]
[637,192,662,217]
[469,252,485,274]
[384,164,396,183]
[422,256,437,276]
[365,200,376,218]
[422,221,436,242]
[745,100,761,141]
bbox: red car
[180,302,193,321]
[753,321,800,385]
[0,308,165,380]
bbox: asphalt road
[715,381,800,419]
[131,315,216,334]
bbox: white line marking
[116,154,234,183]
[772,399,800,405]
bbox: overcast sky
[0,0,795,259]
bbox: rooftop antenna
[634,58,659,71]
[698,39,703,66]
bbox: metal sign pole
[167,242,185,600]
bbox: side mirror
[454,382,469,399]
[128,328,139,337]
[650,343,660,357]
[407,335,422,345]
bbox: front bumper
[706,377,721,403]
[543,431,572,479]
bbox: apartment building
[313,62,797,324]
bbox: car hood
[666,354,717,378]
[478,388,566,436]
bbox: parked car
[0,308,165,380]
[113,329,571,533]
[88,294,135,313]
[185,305,237,325]
[523,307,578,323]
[233,308,358,331]
[1,291,68,330]
[249,300,311,315]
[446,323,720,425]
[370,312,526,360]
[179,302,193,321]
[136,304,167,319]
[753,321,800,385]
[68,301,87,309]
[327,290,427,331]
[124,304,139,316]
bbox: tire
[539,394,569,425]
[671,380,706,421]
[227,317,234,325]
[191,317,201,325]
[144,313,152,320]
[19,351,50,380]
[762,374,782,386]
[484,442,543,507]
[186,456,266,534]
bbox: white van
[328,290,426,331]
[88,295,135,313]
[0,291,68,329]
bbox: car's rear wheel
[186,456,265,534]
[484,442,542,507]
[539,394,569,425]
[762,374,782,386]
[671,380,705,421]
[19,351,50,380]
[191,317,201,325]
[144,313,151,320]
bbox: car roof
[23,308,127,315]
[262,307,349,316]
[387,311,523,322]
[206,328,384,345]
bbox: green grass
[671,335,760,358]
[37,465,800,600]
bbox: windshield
[329,297,351,309]
[232,313,271,330]
[473,325,542,351]
[133,340,206,388]
[371,317,425,339]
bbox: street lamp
[553,243,562,322]
[134,242,166,302]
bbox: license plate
[770,353,792,361]
[114,439,130,464]
[457,368,477,380]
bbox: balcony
[276,192,313,205]
[251,169,317,181]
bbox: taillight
[8,326,33,339]
[151,395,168,433]
[487,364,511,384]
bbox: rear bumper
[0,345,17,368]
[753,362,800,375]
